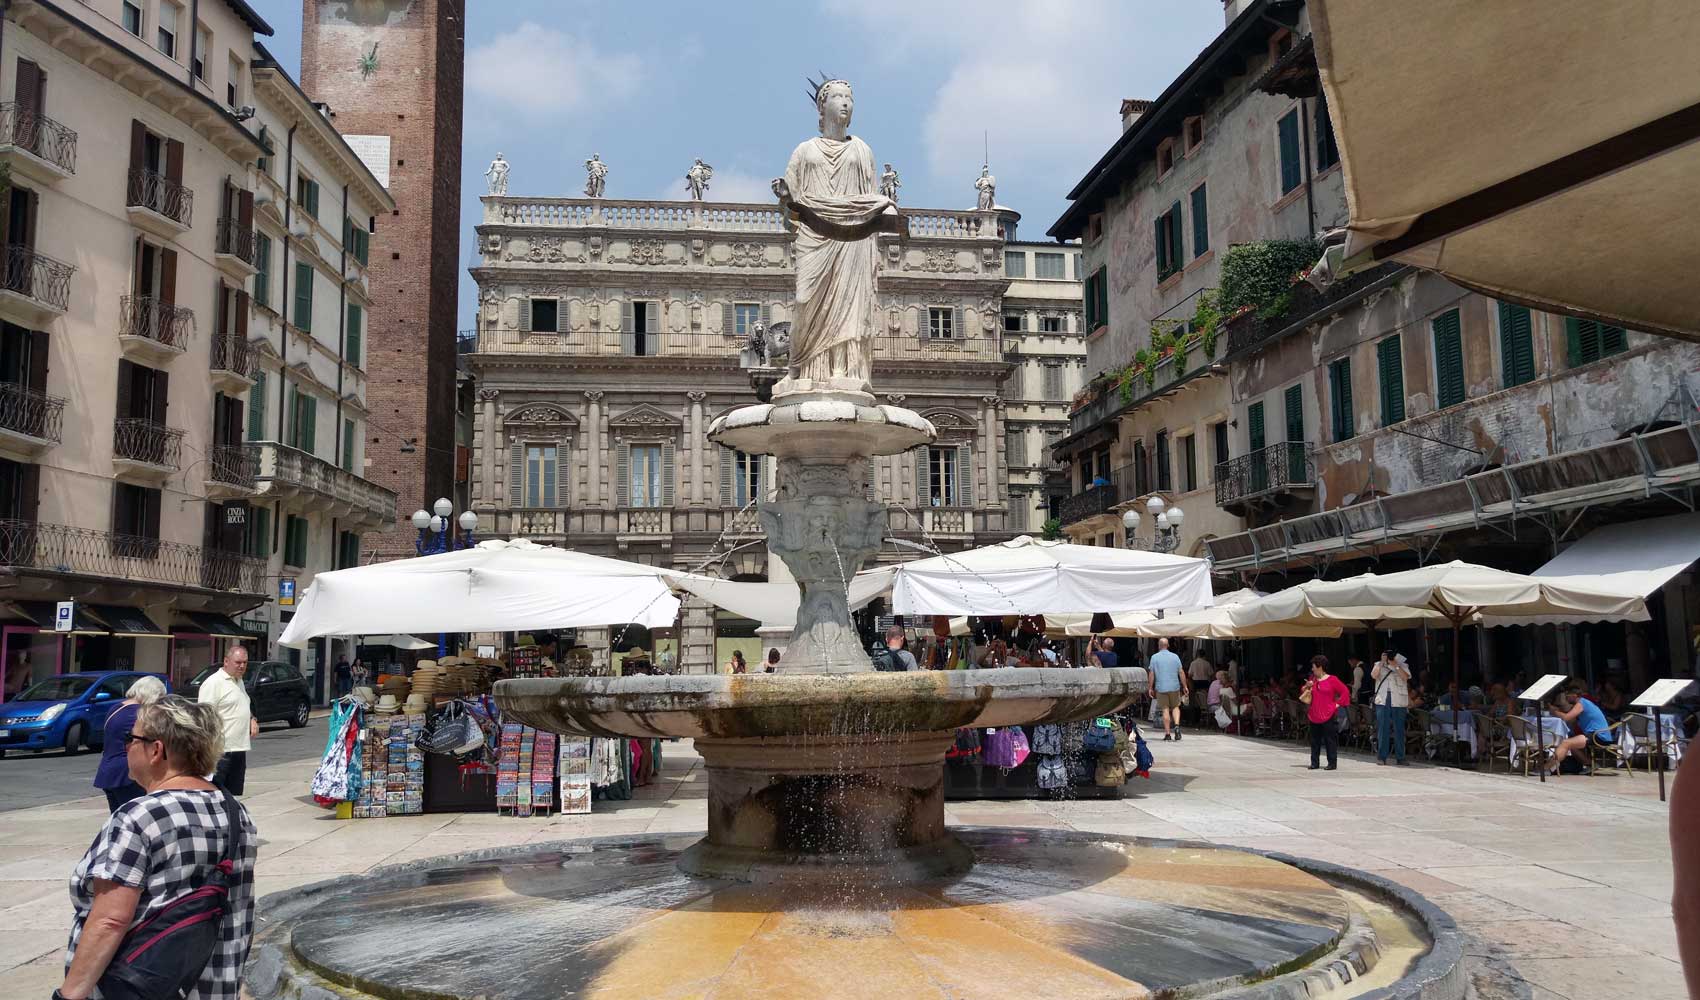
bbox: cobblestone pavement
[0,728,1681,998]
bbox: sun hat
[374,694,400,714]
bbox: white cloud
[466,22,641,116]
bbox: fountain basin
[496,670,1146,883]
[705,398,934,460]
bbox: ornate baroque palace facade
[466,193,1079,672]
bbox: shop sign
[279,578,296,606]
[225,506,246,525]
[54,600,74,632]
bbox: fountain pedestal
[708,395,935,674]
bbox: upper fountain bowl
[494,668,1146,740]
[706,399,934,461]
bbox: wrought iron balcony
[0,245,73,320]
[206,442,257,494]
[1059,483,1119,527]
[1214,441,1315,512]
[0,518,264,594]
[126,167,193,231]
[214,217,256,267]
[210,331,251,383]
[119,295,193,356]
[0,381,64,448]
[113,417,183,472]
[0,103,77,178]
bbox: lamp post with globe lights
[412,497,480,556]
[1122,495,1184,553]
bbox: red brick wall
[300,0,464,557]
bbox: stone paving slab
[0,728,1680,998]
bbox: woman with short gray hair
[92,675,169,812]
[61,695,257,1000]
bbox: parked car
[0,672,170,755]
[182,660,311,729]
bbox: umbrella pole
[1453,619,1465,770]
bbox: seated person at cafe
[1596,677,1627,720]
[1486,683,1514,719]
[1548,684,1614,774]
[1437,682,1472,709]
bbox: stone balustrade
[487,197,786,233]
[248,440,398,527]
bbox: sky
[248,1,1227,329]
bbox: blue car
[0,672,169,755]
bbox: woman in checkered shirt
[57,696,258,1000]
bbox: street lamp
[1124,498,1183,553]
[413,498,479,556]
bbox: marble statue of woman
[771,79,900,396]
[485,152,510,196]
[974,163,996,211]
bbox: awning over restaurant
[90,605,171,638]
[9,601,108,635]
[1311,0,1700,342]
[175,612,253,640]
[1486,512,1700,626]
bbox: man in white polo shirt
[198,645,258,794]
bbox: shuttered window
[1181,434,1197,492]
[1432,309,1465,409]
[1565,316,1627,368]
[1190,183,1209,257]
[1328,357,1353,442]
[1315,93,1340,171]
[524,444,558,507]
[1284,384,1304,443]
[1003,251,1026,277]
[1034,252,1066,279]
[733,303,761,337]
[1498,302,1536,387]
[1042,363,1063,400]
[1132,440,1148,495]
[1154,201,1183,280]
[245,505,270,558]
[293,262,312,331]
[1006,431,1027,468]
[923,445,972,507]
[345,304,362,368]
[1377,335,1405,426]
[284,515,308,567]
[247,370,267,441]
[253,235,271,308]
[927,306,957,340]
[1212,421,1229,470]
[289,387,316,453]
[1248,402,1266,452]
[341,419,355,472]
[1155,430,1171,491]
[1277,109,1302,194]
[1084,267,1108,331]
[626,444,668,508]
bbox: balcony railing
[126,167,193,228]
[0,519,264,593]
[207,442,257,490]
[0,245,73,312]
[0,381,64,443]
[472,328,1005,362]
[248,440,399,524]
[119,295,194,351]
[903,211,992,239]
[210,331,250,377]
[1059,484,1118,526]
[113,417,183,469]
[490,197,787,231]
[0,103,76,174]
[214,217,255,265]
[1214,441,1314,508]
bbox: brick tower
[300,0,464,558]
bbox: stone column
[687,391,707,506]
[476,388,499,506]
[980,396,1003,508]
[583,391,604,508]
[680,597,716,675]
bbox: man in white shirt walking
[198,645,258,793]
[1371,649,1412,766]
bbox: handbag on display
[1095,751,1127,786]
[1006,727,1031,768]
[982,729,1018,768]
[1083,717,1118,753]
[1031,724,1063,755]
[948,727,982,758]
[1036,755,1068,790]
[1131,723,1154,777]
[1112,720,1130,752]
[1065,753,1092,784]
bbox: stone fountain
[244,80,1465,1000]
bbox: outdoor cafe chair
[1505,715,1555,776]
[1409,708,1449,761]
[1624,712,1677,774]
[1584,718,1633,775]
[1472,712,1510,774]
[1285,699,1308,744]
[1351,703,1376,749]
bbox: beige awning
[1312,0,1700,342]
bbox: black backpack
[98,791,245,1000]
[871,646,903,672]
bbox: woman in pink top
[1302,654,1351,771]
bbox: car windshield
[16,677,95,702]
[191,666,218,685]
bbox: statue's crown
[806,74,851,109]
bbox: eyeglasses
[122,732,160,747]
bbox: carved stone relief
[625,239,668,266]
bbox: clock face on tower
[320,0,415,27]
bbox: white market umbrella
[1312,0,1700,342]
[279,539,682,647]
[1231,561,1648,767]
[1121,590,1344,640]
[887,535,1213,617]
[362,634,436,651]
[672,569,893,632]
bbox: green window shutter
[306,181,319,219]
[1498,302,1535,387]
[957,444,973,507]
[615,442,630,507]
[293,262,313,331]
[304,395,317,453]
[1278,110,1302,193]
[248,371,266,440]
[1433,309,1465,408]
[1329,358,1353,442]
[1168,201,1182,269]
[341,419,355,472]
[508,439,524,507]
[1248,402,1266,452]
[1601,324,1626,357]
[719,447,734,507]
[346,304,362,367]
[1096,268,1108,326]
[1190,184,1208,257]
[1153,214,1167,278]
[917,449,930,506]
[661,440,676,507]
[1378,335,1406,425]
[253,235,270,308]
[1284,384,1304,442]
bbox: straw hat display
[351,686,377,706]
[403,693,429,715]
[410,663,441,702]
[374,694,400,714]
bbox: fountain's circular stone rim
[705,399,935,458]
[244,830,1468,1000]
[494,667,1148,739]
